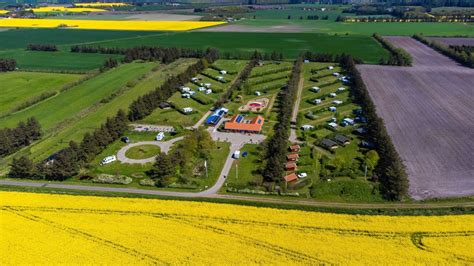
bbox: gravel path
[117,137,184,164]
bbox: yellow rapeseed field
[0,10,9,14]
[75,2,130,7]
[0,18,225,31]
[27,6,107,13]
[1,191,473,264]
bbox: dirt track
[358,36,474,200]
[198,24,304,33]
[427,37,474,46]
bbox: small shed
[334,134,351,145]
[159,102,170,109]
[285,162,297,171]
[289,145,300,153]
[320,139,338,150]
[287,153,299,162]
[284,173,298,183]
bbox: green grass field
[0,71,83,117]
[235,19,474,36]
[91,31,389,64]
[0,49,123,71]
[125,145,161,159]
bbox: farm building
[284,173,298,183]
[334,134,351,145]
[320,139,338,150]
[287,153,299,162]
[205,108,228,126]
[159,102,170,109]
[301,124,314,131]
[289,145,300,153]
[285,162,297,171]
[224,115,264,133]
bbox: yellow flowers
[26,6,107,13]
[74,2,130,7]
[0,19,225,31]
[1,191,473,264]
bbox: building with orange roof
[224,115,264,133]
[289,144,300,153]
[286,153,299,162]
[283,173,298,183]
[285,162,297,171]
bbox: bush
[92,174,132,185]
[139,178,156,186]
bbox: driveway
[116,137,184,164]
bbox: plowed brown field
[358,36,474,200]
[427,37,474,46]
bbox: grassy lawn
[86,135,230,192]
[0,71,83,116]
[225,144,263,190]
[125,145,161,160]
[0,49,123,71]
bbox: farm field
[84,32,389,64]
[206,17,474,36]
[358,37,474,200]
[0,49,123,71]
[0,71,83,117]
[2,59,197,167]
[427,37,474,46]
[0,19,225,31]
[1,191,473,264]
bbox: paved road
[2,179,473,209]
[191,110,211,129]
[116,137,184,164]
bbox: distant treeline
[373,33,412,66]
[27,43,58,52]
[340,55,408,201]
[262,57,303,183]
[214,51,261,108]
[0,117,41,158]
[0,58,16,72]
[413,34,474,68]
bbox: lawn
[225,143,263,190]
[0,71,83,117]
[125,145,161,160]
[0,49,123,71]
